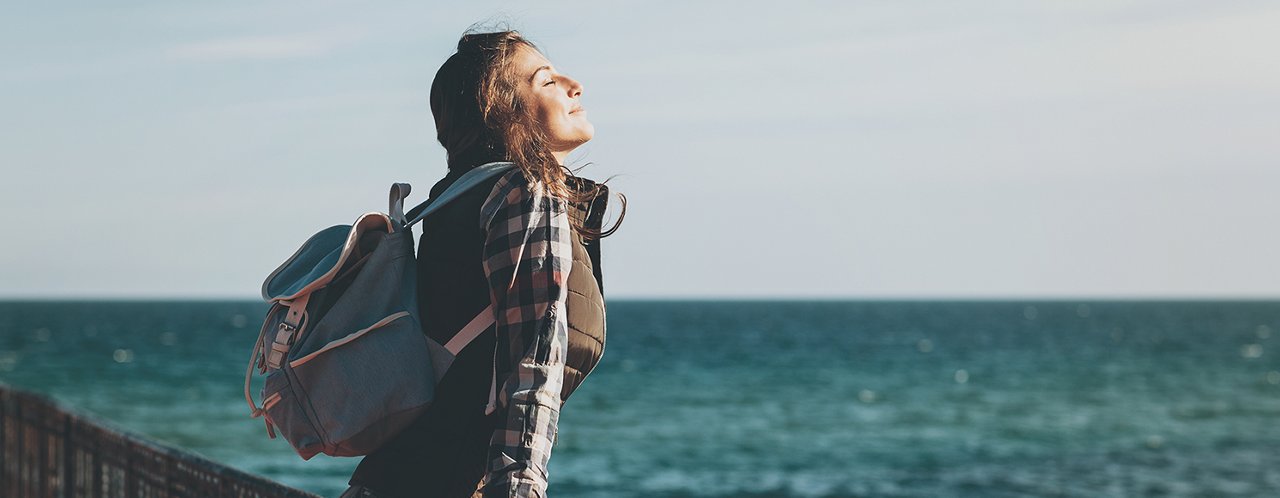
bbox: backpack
[243,161,517,460]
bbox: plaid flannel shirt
[477,168,574,498]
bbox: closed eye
[543,80,556,87]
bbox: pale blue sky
[2,1,1278,299]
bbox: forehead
[513,45,553,75]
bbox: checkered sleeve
[477,169,573,498]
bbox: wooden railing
[0,384,320,498]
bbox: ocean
[1,300,1278,497]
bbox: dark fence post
[61,415,71,498]
[0,385,321,498]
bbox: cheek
[543,109,574,132]
[530,96,589,141]
[532,95,560,119]
[535,101,558,123]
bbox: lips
[569,105,584,114]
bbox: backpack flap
[260,213,395,303]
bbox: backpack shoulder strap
[391,162,517,229]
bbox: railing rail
[0,383,320,498]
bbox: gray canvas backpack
[244,161,516,460]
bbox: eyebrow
[529,65,552,82]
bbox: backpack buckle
[266,321,298,369]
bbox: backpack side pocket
[261,369,326,460]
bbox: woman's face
[513,45,593,161]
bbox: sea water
[1,300,1278,497]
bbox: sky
[2,0,1278,299]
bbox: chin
[564,128,594,146]
[550,125,594,150]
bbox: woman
[339,28,624,498]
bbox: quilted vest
[561,176,609,401]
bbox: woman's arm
[478,169,573,498]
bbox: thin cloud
[166,29,365,61]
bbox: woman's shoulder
[479,168,558,231]
[479,168,611,230]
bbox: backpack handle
[388,183,413,230]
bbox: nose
[566,76,583,97]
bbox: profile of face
[512,45,593,161]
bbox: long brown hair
[430,26,625,240]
